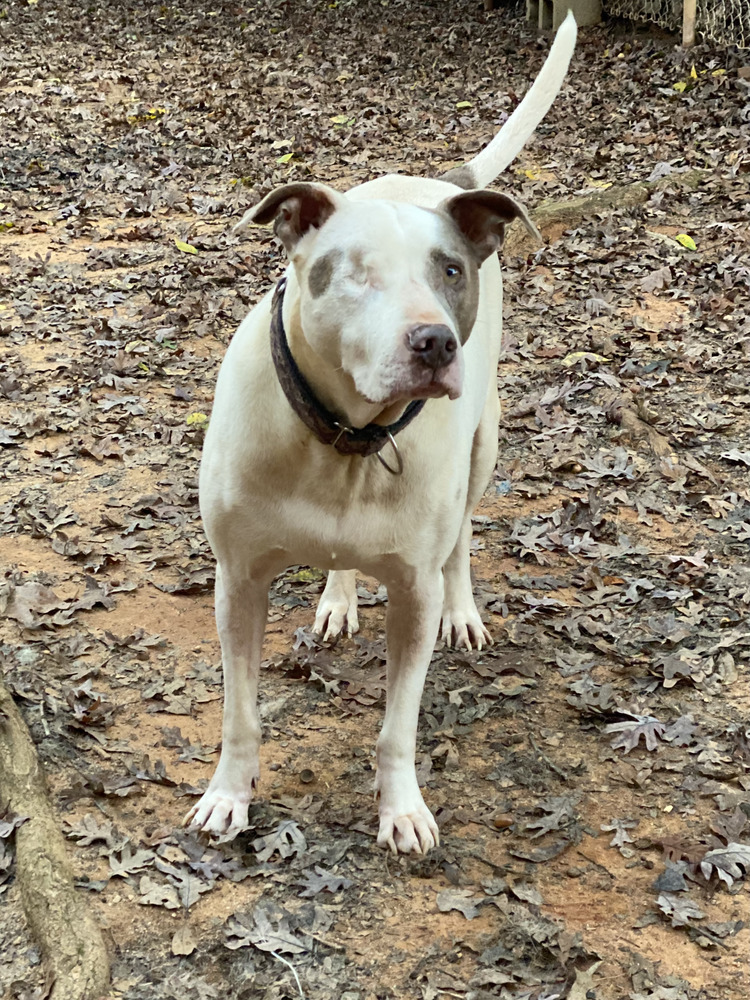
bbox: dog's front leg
[185,564,268,838]
[375,568,443,855]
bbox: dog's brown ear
[441,190,540,262]
[237,182,342,254]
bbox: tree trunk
[0,681,111,1000]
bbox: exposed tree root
[0,681,110,1000]
[604,390,674,458]
[505,168,707,254]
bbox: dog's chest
[270,457,463,567]
[212,435,468,575]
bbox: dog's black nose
[407,324,458,370]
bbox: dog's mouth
[372,360,463,408]
[413,356,463,401]
[415,375,461,401]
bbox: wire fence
[698,0,750,46]
[603,0,750,46]
[604,0,681,32]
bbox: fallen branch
[0,681,110,1000]
[505,168,706,255]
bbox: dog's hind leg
[312,569,359,641]
[185,563,270,838]
[440,392,500,651]
[376,566,443,854]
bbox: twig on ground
[271,951,306,999]
[529,734,569,781]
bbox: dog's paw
[184,767,258,841]
[184,791,251,841]
[312,571,359,641]
[375,769,440,855]
[440,607,492,652]
[312,601,359,641]
[377,802,440,855]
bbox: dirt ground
[1,2,750,999]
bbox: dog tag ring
[374,432,404,476]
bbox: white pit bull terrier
[187,14,576,854]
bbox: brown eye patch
[430,249,467,287]
[429,247,478,344]
[307,249,342,298]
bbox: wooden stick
[683,0,697,47]
[0,681,110,1000]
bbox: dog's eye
[444,263,462,283]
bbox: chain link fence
[603,0,749,46]
[699,0,750,46]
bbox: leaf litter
[1,1,749,998]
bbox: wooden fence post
[682,0,697,46]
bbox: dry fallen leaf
[436,888,480,919]
[171,925,196,956]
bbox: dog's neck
[279,272,414,430]
[271,277,424,461]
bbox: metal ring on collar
[374,432,404,476]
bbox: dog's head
[245,181,533,409]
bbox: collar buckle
[331,421,354,450]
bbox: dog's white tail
[462,11,577,188]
